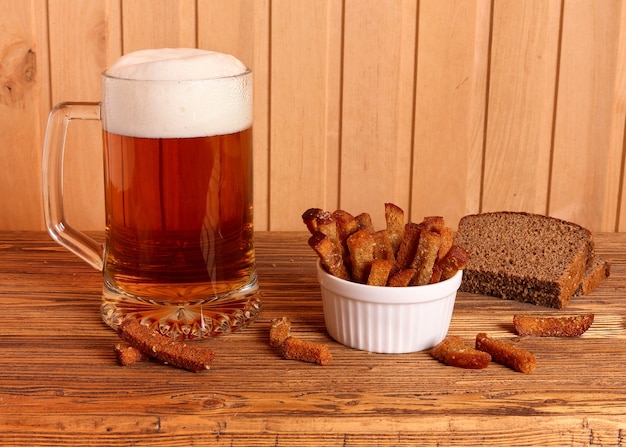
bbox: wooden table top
[1,231,624,446]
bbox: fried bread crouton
[367,259,394,286]
[346,229,376,283]
[475,333,536,374]
[384,203,405,255]
[355,212,374,232]
[302,208,324,234]
[316,214,346,259]
[118,319,215,372]
[387,268,416,287]
[372,229,395,261]
[308,231,350,280]
[436,244,470,280]
[394,223,421,270]
[410,229,442,286]
[431,335,491,369]
[282,337,333,366]
[114,343,147,366]
[332,209,358,242]
[429,264,443,284]
[513,314,594,337]
[303,203,468,286]
[269,317,292,347]
[437,226,454,261]
[418,216,445,233]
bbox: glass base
[101,282,262,339]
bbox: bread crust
[576,257,611,296]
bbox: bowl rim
[316,260,463,305]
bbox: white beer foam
[106,48,247,80]
[102,48,252,138]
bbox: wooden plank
[47,1,121,232]
[340,0,417,229]
[412,0,490,226]
[0,231,624,446]
[2,1,626,233]
[121,0,197,52]
[0,0,50,230]
[482,0,561,214]
[269,1,342,230]
[615,3,626,232]
[197,0,259,66]
[198,0,271,230]
[550,0,625,232]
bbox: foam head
[102,48,252,138]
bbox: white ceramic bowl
[317,261,462,354]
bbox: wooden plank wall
[1,0,625,233]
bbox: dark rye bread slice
[575,256,611,296]
[453,212,594,309]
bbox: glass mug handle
[42,102,104,271]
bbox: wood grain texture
[0,0,49,230]
[47,0,121,232]
[198,0,271,229]
[269,0,343,230]
[412,0,490,222]
[121,0,197,52]
[550,0,625,231]
[0,231,624,446]
[482,0,560,214]
[340,0,417,230]
[615,2,626,232]
[1,1,626,232]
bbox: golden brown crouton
[384,202,405,255]
[367,259,394,286]
[269,317,292,347]
[513,314,594,337]
[431,335,491,369]
[282,337,333,366]
[475,333,536,374]
[410,229,442,286]
[436,245,470,280]
[346,229,376,283]
[308,231,351,280]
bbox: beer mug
[42,48,261,339]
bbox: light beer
[102,129,254,296]
[98,49,259,338]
